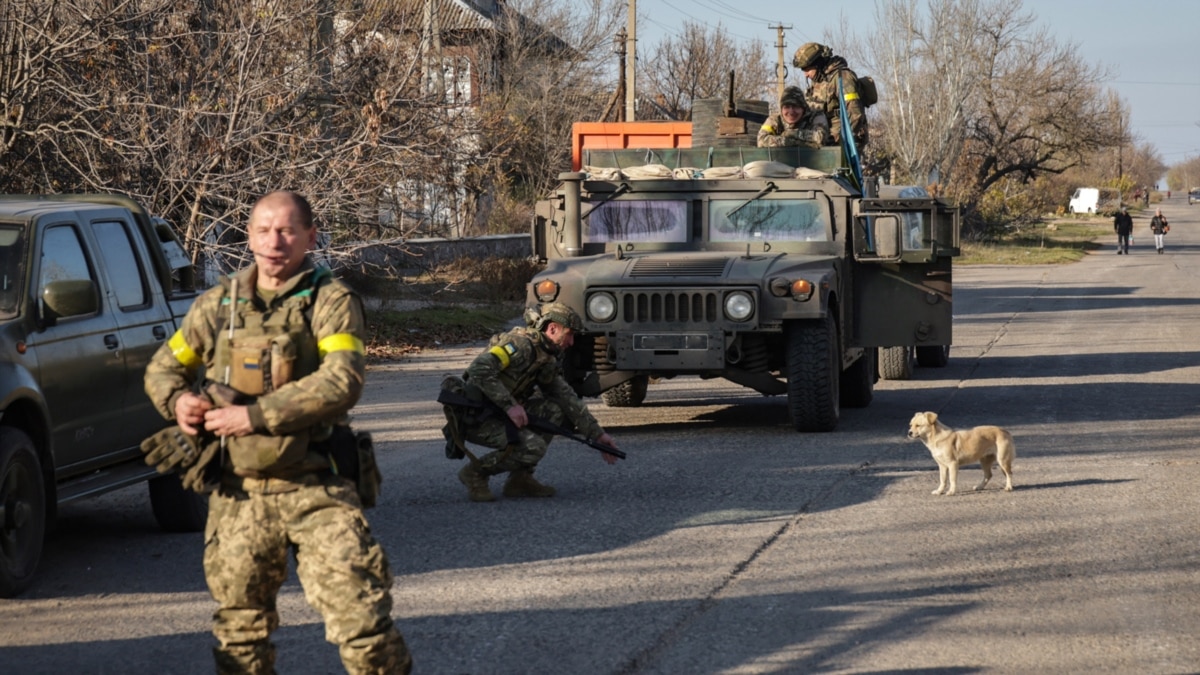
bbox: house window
[442,56,472,104]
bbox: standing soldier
[142,191,411,674]
[792,42,870,148]
[757,85,831,148]
[441,303,620,502]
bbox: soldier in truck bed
[793,42,870,147]
[442,302,620,502]
[757,86,831,149]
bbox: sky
[633,0,1200,170]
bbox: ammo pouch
[226,431,309,475]
[440,375,476,460]
[322,426,382,508]
[227,334,298,396]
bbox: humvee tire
[915,345,950,368]
[878,345,914,380]
[786,315,839,432]
[602,375,649,407]
[840,347,876,408]
[0,428,46,598]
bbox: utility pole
[769,23,791,104]
[603,28,628,122]
[625,0,636,121]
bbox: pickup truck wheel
[915,345,950,368]
[601,375,649,407]
[786,315,839,432]
[148,473,207,533]
[840,348,875,408]
[878,346,914,380]
[0,428,46,598]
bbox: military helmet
[535,302,583,332]
[793,42,832,70]
[780,86,806,108]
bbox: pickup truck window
[92,220,148,309]
[584,200,688,243]
[0,226,24,319]
[40,225,95,288]
[709,199,830,243]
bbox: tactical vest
[485,327,560,402]
[213,267,330,475]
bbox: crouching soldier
[441,302,620,502]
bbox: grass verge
[958,216,1112,265]
[366,304,518,361]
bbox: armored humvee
[527,104,959,432]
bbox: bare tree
[839,0,1122,216]
[0,0,477,275]
[476,0,624,226]
[638,21,773,121]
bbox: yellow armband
[168,330,202,371]
[488,343,516,369]
[318,333,365,358]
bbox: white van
[1069,187,1120,214]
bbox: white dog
[907,412,1015,496]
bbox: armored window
[709,199,829,243]
[583,200,688,243]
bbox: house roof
[396,0,574,56]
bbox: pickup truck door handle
[153,325,167,340]
[104,334,119,350]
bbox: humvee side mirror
[41,279,99,327]
[854,214,903,262]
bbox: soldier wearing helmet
[757,85,831,148]
[442,302,619,502]
[792,42,869,147]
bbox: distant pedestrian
[1114,206,1133,254]
[1149,208,1169,254]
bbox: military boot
[458,463,496,502]
[502,468,557,498]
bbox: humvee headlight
[534,279,560,302]
[587,292,617,322]
[724,291,754,321]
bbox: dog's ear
[924,412,938,424]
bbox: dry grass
[360,256,540,360]
[958,215,1112,265]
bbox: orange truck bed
[572,122,692,171]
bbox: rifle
[437,388,626,460]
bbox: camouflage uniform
[757,110,831,148]
[144,259,411,675]
[806,57,869,147]
[448,324,605,499]
[794,43,869,148]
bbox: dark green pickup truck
[0,194,202,597]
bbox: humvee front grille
[621,291,719,324]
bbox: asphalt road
[3,199,1200,674]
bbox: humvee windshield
[584,200,688,243]
[0,226,25,319]
[710,199,829,243]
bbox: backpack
[856,76,878,107]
